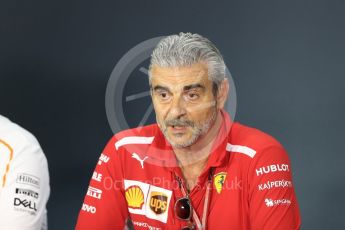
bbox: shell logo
[125,185,145,209]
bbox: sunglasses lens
[175,198,191,220]
[181,223,195,230]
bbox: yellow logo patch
[149,191,168,214]
[125,185,144,209]
[214,172,227,194]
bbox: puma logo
[131,153,148,169]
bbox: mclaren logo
[125,185,144,209]
[149,192,168,214]
[214,172,227,194]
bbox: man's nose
[168,96,187,119]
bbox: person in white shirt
[0,114,50,230]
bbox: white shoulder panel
[115,136,154,150]
[226,143,257,158]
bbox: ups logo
[149,191,168,214]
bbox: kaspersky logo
[149,191,168,214]
[125,185,145,209]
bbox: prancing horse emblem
[214,172,227,194]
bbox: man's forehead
[150,63,210,86]
[151,64,207,76]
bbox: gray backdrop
[0,0,344,229]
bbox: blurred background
[1,0,344,229]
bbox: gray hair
[148,32,226,95]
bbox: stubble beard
[158,108,217,149]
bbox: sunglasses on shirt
[174,197,196,230]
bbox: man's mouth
[170,125,187,131]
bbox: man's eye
[158,91,170,100]
[187,92,199,100]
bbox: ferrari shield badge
[214,172,227,194]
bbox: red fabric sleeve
[75,137,129,230]
[248,145,301,230]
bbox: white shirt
[0,115,50,230]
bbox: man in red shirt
[76,32,301,230]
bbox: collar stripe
[226,143,256,158]
[115,136,155,150]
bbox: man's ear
[216,78,229,109]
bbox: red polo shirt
[76,111,301,229]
